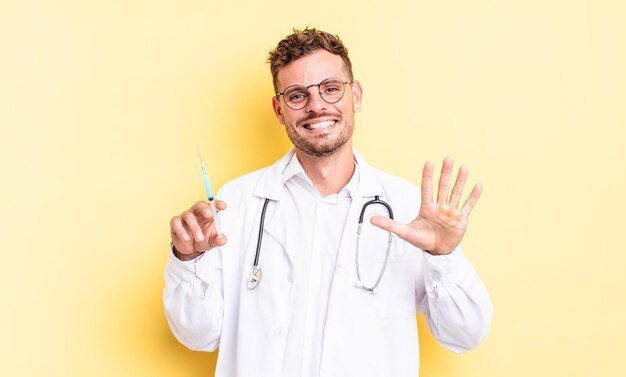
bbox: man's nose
[304,87,327,112]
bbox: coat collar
[252,148,385,201]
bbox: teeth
[307,120,335,129]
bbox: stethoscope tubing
[355,195,394,292]
[254,198,270,267]
[248,196,394,292]
[358,195,393,224]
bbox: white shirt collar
[254,148,384,202]
[281,152,360,201]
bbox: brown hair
[268,28,353,93]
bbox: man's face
[272,49,362,158]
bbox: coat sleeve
[163,244,224,352]
[415,246,493,353]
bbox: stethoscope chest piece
[247,267,262,289]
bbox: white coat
[163,149,493,377]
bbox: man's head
[268,28,354,94]
[268,28,362,158]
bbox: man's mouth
[303,120,337,130]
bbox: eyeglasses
[276,78,353,110]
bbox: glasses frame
[276,78,354,110]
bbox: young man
[164,28,492,377]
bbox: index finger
[192,201,213,219]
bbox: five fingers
[424,158,481,216]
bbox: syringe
[196,147,221,237]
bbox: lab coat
[163,149,493,377]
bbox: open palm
[371,158,482,255]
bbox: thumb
[370,216,409,240]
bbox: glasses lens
[319,79,346,104]
[281,78,348,110]
[283,86,309,110]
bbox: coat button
[287,271,294,283]
[274,328,285,338]
[431,270,442,282]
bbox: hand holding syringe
[169,148,227,261]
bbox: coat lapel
[251,150,296,269]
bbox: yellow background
[1,0,624,376]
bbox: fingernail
[196,231,204,241]
[204,210,212,216]
[182,233,190,241]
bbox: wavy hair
[268,28,353,93]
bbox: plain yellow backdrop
[1,0,624,376]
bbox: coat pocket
[367,249,419,319]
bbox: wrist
[172,244,203,261]
[424,247,454,256]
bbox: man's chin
[297,139,350,158]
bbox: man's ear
[351,80,363,113]
[272,96,285,125]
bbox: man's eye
[322,84,342,94]
[288,92,307,102]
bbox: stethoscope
[247,195,394,292]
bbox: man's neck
[294,144,355,197]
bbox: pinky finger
[461,184,483,217]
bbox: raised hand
[370,158,482,255]
[170,200,227,261]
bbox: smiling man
[164,28,493,377]
[271,47,359,198]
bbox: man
[164,28,492,377]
